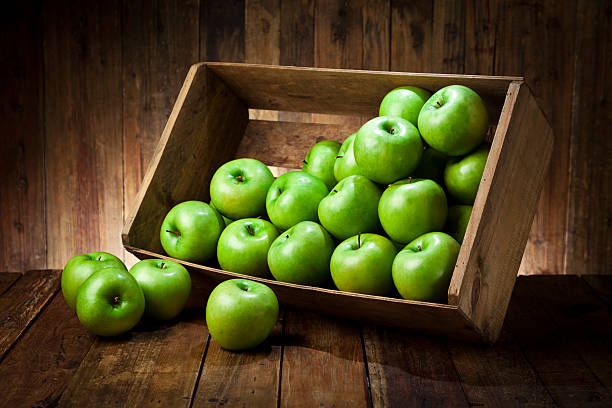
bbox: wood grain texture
[364,325,468,407]
[432,0,465,74]
[0,272,21,296]
[59,291,208,407]
[525,276,612,394]
[44,0,124,269]
[193,318,283,407]
[465,0,495,75]
[122,64,249,253]
[390,0,433,72]
[201,0,245,62]
[505,277,611,406]
[235,120,358,167]
[207,63,515,117]
[246,0,280,121]
[363,0,390,71]
[0,269,60,360]
[0,1,46,271]
[122,0,199,267]
[565,0,612,275]
[449,82,554,342]
[280,310,369,407]
[0,293,95,408]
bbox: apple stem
[357,233,361,249]
[332,189,338,193]
[97,256,102,261]
[335,155,343,159]
[160,262,165,269]
[285,234,289,239]
[113,296,120,305]
[303,160,308,165]
[435,99,443,108]
[389,128,395,134]
[236,175,245,182]
[277,187,282,194]
[417,245,422,251]
[166,229,181,237]
[408,177,412,184]
[246,224,255,236]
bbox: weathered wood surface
[0,272,611,407]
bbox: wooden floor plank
[0,272,21,296]
[280,309,369,407]
[363,325,468,408]
[192,313,283,407]
[0,293,95,407]
[583,275,612,307]
[0,269,60,360]
[448,332,556,407]
[58,274,210,407]
[505,276,611,406]
[525,275,612,395]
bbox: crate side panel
[207,63,514,120]
[449,82,554,342]
[236,120,362,167]
[123,65,249,252]
[125,246,482,342]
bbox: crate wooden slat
[122,63,553,343]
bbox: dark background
[1,0,610,274]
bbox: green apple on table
[266,171,328,231]
[333,133,364,182]
[318,175,382,241]
[444,144,490,204]
[129,259,191,321]
[217,218,279,277]
[379,178,448,244]
[160,200,225,263]
[418,85,489,156]
[392,232,460,302]
[303,140,342,190]
[330,233,397,296]
[210,158,275,219]
[267,221,335,286]
[354,116,423,184]
[445,205,473,244]
[412,146,448,184]
[379,86,432,127]
[206,279,279,350]
[76,267,145,336]
[61,252,127,310]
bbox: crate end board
[123,64,550,343]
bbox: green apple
[303,140,342,190]
[392,232,460,302]
[76,267,145,336]
[418,85,489,156]
[445,205,473,244]
[266,171,328,231]
[330,233,397,296]
[267,221,335,286]
[209,201,233,227]
[206,279,279,350]
[379,86,432,127]
[128,259,191,320]
[217,218,279,277]
[160,201,225,263]
[318,175,382,240]
[412,146,448,184]
[444,144,490,204]
[333,133,364,182]
[210,158,275,219]
[354,116,423,184]
[379,178,448,244]
[61,252,127,310]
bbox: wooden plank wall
[1,0,610,274]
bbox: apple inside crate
[122,63,553,343]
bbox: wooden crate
[122,63,553,343]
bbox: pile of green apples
[161,84,490,303]
[61,252,192,337]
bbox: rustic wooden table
[0,271,610,407]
